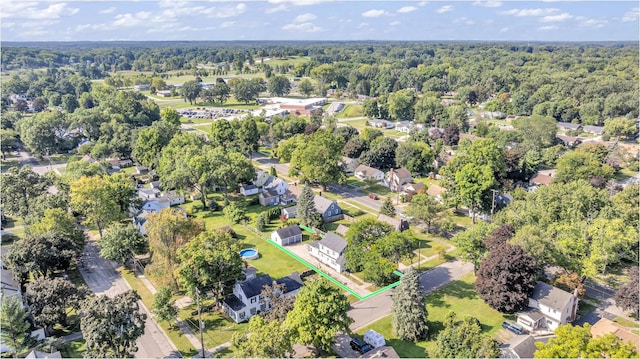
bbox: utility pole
[490,189,500,221]
[195,287,205,358]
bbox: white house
[222,271,303,323]
[142,198,171,212]
[516,281,579,332]
[271,225,302,246]
[262,176,289,195]
[354,164,384,182]
[253,171,271,188]
[163,191,185,205]
[138,188,161,200]
[395,121,414,133]
[384,168,413,192]
[240,184,259,196]
[307,232,347,272]
[341,156,359,174]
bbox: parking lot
[178,107,247,120]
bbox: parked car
[502,321,526,335]
[368,193,378,200]
[349,337,372,354]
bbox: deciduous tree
[268,75,292,97]
[535,323,637,359]
[613,266,639,317]
[260,282,295,323]
[434,312,500,358]
[233,315,293,358]
[152,286,178,327]
[1,166,49,223]
[99,223,147,266]
[24,277,90,334]
[289,131,345,191]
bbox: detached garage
[271,225,303,246]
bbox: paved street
[574,280,638,328]
[80,239,181,358]
[348,259,474,331]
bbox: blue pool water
[240,248,259,260]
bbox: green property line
[266,238,402,301]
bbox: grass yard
[61,338,86,358]
[337,118,368,131]
[335,104,363,118]
[362,184,392,196]
[262,56,310,67]
[177,302,248,351]
[614,316,640,329]
[356,273,511,357]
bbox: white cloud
[397,6,417,13]
[499,27,509,33]
[472,0,502,8]
[1,2,79,20]
[539,25,558,31]
[99,7,116,14]
[294,13,317,23]
[220,21,236,28]
[268,0,333,5]
[500,8,559,17]
[266,4,288,14]
[622,7,639,22]
[418,1,428,6]
[453,17,475,25]
[389,21,401,26]
[282,22,323,32]
[362,9,388,18]
[436,6,453,14]
[540,13,572,22]
[579,18,608,28]
[211,4,247,18]
[112,12,152,28]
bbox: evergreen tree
[0,297,31,358]
[297,185,318,227]
[380,197,396,217]
[392,267,429,341]
[255,212,267,232]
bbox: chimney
[389,168,394,190]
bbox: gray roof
[530,281,574,312]
[275,272,304,294]
[583,125,604,134]
[241,184,258,191]
[557,122,582,130]
[392,167,412,180]
[223,294,246,311]
[275,225,302,239]
[282,206,297,215]
[501,335,537,359]
[263,177,286,191]
[239,274,273,299]
[355,164,383,177]
[314,195,336,214]
[319,232,347,254]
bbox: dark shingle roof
[314,195,336,214]
[530,281,574,312]
[501,335,537,359]
[239,274,273,299]
[223,294,246,311]
[275,273,304,294]
[393,167,412,180]
[275,225,302,239]
[557,122,582,130]
[319,232,347,254]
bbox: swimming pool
[240,248,259,260]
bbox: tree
[296,185,318,227]
[512,115,557,150]
[31,208,86,251]
[0,296,30,358]
[434,312,500,358]
[342,136,368,159]
[395,141,435,175]
[132,121,178,169]
[268,75,292,97]
[233,315,293,358]
[362,99,379,118]
[24,277,90,334]
[255,212,267,231]
[554,151,615,184]
[152,286,178,326]
[176,231,244,305]
[1,166,49,223]
[81,290,146,358]
[380,197,396,217]
[285,279,353,355]
[233,78,259,104]
[362,253,397,287]
[414,96,445,125]
[70,175,123,237]
[403,193,444,233]
[298,78,314,97]
[310,64,335,95]
[211,147,256,199]
[456,163,498,223]
[260,282,295,323]
[552,272,586,297]
[613,266,639,317]
[388,89,416,121]
[535,323,637,358]
[61,93,79,113]
[99,223,147,267]
[604,117,638,139]
[211,82,231,105]
[475,243,538,313]
[392,267,429,341]
[237,116,260,156]
[146,208,203,288]
[344,218,393,272]
[0,128,18,159]
[160,108,181,126]
[359,137,398,171]
[374,231,417,265]
[289,131,345,191]
[442,124,460,146]
[180,80,202,104]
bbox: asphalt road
[10,146,67,175]
[80,239,181,358]
[347,259,474,331]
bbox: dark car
[502,321,526,335]
[349,337,372,354]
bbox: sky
[1,1,638,42]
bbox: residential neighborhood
[1,27,639,359]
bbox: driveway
[80,239,181,358]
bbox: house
[426,184,447,203]
[335,224,349,236]
[281,206,297,219]
[395,121,414,133]
[402,182,426,196]
[240,184,259,196]
[384,168,413,192]
[142,198,171,212]
[134,84,150,91]
[516,281,579,332]
[313,195,342,223]
[0,259,21,303]
[529,172,554,187]
[253,170,271,188]
[280,188,298,205]
[307,232,348,272]
[590,318,640,352]
[556,134,581,147]
[156,90,172,97]
[262,176,289,195]
[557,122,582,132]
[583,125,604,135]
[259,190,280,206]
[271,225,303,246]
[222,271,303,323]
[427,127,445,138]
[361,346,400,358]
[354,165,384,182]
[341,157,359,174]
[25,351,62,359]
[369,119,394,129]
[377,214,409,232]
[135,166,149,175]
[138,188,161,200]
[499,335,538,359]
[149,181,162,190]
[163,191,185,205]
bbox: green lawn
[362,184,392,196]
[356,273,511,358]
[262,56,310,67]
[335,104,363,118]
[614,316,640,329]
[337,118,368,131]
